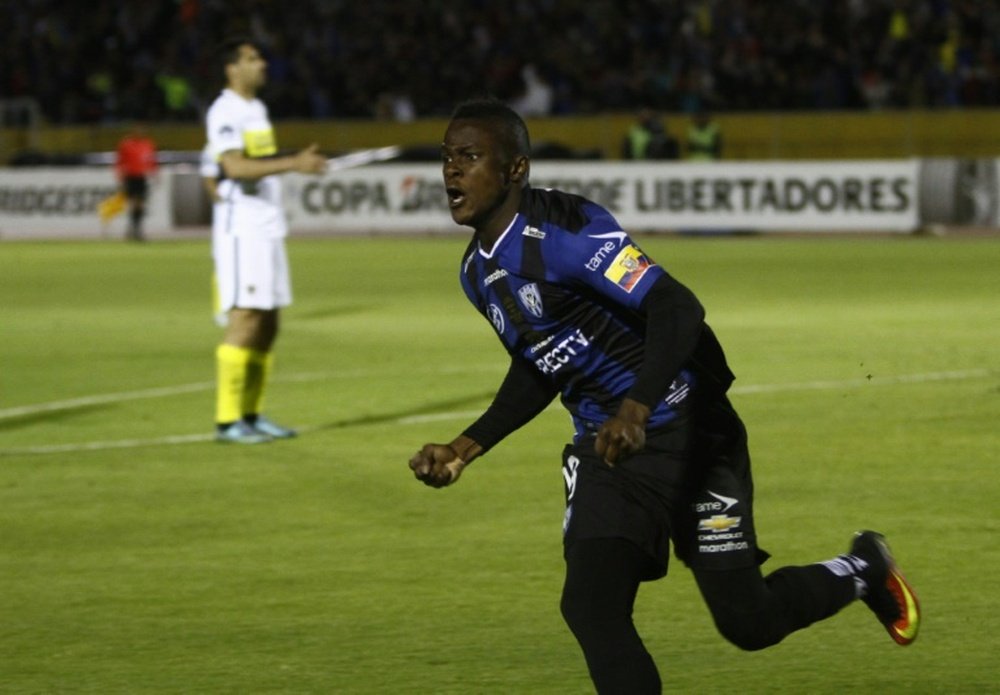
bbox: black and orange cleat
[851,530,921,646]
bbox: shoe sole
[884,565,920,645]
[871,534,921,646]
[215,434,272,444]
[255,429,296,439]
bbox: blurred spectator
[685,109,722,161]
[375,91,416,122]
[508,64,555,118]
[3,0,1000,124]
[622,108,679,160]
[156,68,196,120]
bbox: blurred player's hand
[293,143,327,175]
[595,398,650,466]
[409,444,467,488]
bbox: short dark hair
[450,98,531,160]
[218,36,258,72]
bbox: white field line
[0,382,215,420]
[397,368,990,424]
[2,433,216,454]
[730,368,989,394]
[0,368,990,457]
[0,365,500,421]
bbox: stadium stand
[1,0,999,125]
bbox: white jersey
[206,88,287,238]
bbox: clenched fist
[409,443,467,488]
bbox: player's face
[441,119,521,235]
[230,44,268,92]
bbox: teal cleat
[216,421,272,444]
[250,415,297,439]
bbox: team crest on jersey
[517,283,544,318]
[487,303,505,334]
[604,245,654,293]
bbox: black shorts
[561,395,769,580]
[123,176,148,199]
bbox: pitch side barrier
[0,167,172,239]
[1,159,995,239]
[284,161,920,233]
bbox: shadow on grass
[308,390,496,432]
[0,403,113,432]
[0,392,497,457]
[292,303,381,320]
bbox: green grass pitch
[1,233,998,693]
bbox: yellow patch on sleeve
[243,127,277,158]
[603,245,654,293]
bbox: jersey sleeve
[462,356,559,452]
[199,143,220,178]
[552,203,666,310]
[206,100,244,161]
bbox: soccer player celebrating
[205,37,326,444]
[409,99,919,693]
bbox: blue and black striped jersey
[460,187,732,441]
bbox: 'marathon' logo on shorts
[698,540,750,553]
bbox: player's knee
[560,586,618,643]
[560,586,591,635]
[711,609,782,652]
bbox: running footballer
[409,99,920,694]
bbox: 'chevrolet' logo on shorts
[698,514,742,532]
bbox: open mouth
[446,187,466,208]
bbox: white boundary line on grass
[3,433,217,454]
[0,365,499,421]
[0,368,989,456]
[397,368,989,424]
[729,368,989,394]
[0,381,216,420]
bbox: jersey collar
[223,87,256,104]
[477,212,523,259]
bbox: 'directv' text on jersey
[460,187,702,441]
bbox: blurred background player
[206,36,327,444]
[199,143,228,329]
[200,141,222,205]
[115,122,158,241]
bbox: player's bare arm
[219,143,327,180]
[409,435,483,488]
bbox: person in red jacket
[115,123,159,241]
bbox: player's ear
[509,155,529,184]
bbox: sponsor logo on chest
[585,241,618,271]
[534,328,591,375]
[483,268,508,287]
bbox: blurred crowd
[2,0,999,125]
